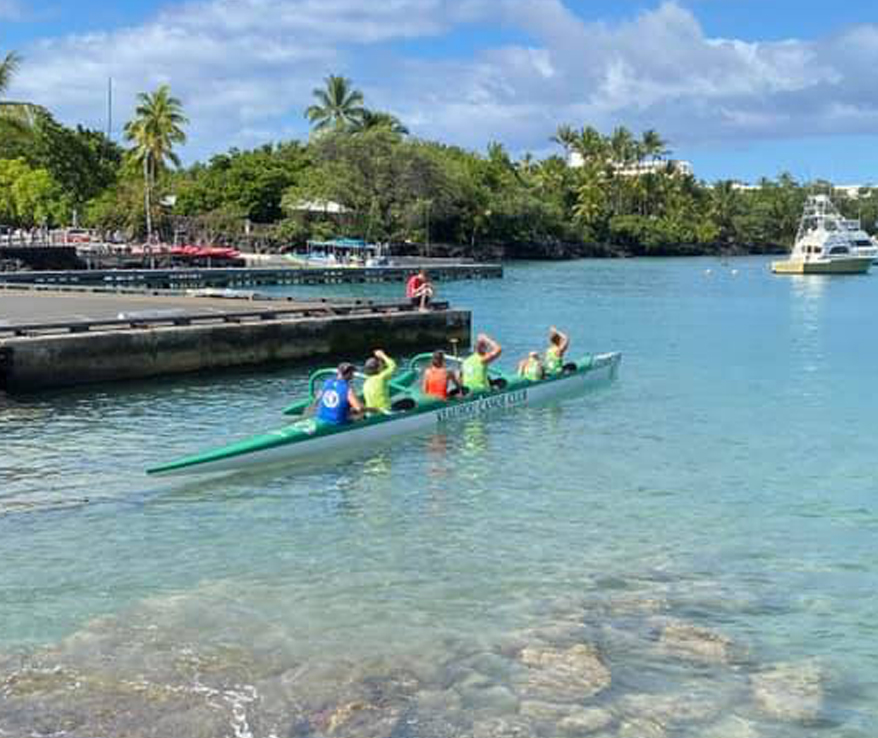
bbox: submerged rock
[617,715,667,738]
[751,660,824,722]
[614,687,723,726]
[557,706,615,735]
[657,620,734,664]
[471,715,533,738]
[517,643,611,702]
[703,714,762,738]
[519,699,574,723]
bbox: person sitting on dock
[422,350,462,400]
[462,333,502,392]
[517,351,545,381]
[363,349,397,413]
[406,269,434,311]
[316,363,364,424]
[544,326,570,375]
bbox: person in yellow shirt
[363,349,397,413]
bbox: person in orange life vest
[406,269,434,311]
[421,350,461,400]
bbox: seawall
[0,308,471,392]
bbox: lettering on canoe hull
[436,389,528,423]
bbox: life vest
[545,345,563,374]
[523,357,543,381]
[462,354,488,391]
[424,367,449,399]
[317,377,351,424]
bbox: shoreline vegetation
[2,63,877,261]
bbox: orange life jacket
[423,367,449,399]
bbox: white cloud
[7,0,878,164]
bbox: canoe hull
[148,353,620,477]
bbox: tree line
[2,57,877,258]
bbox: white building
[834,185,874,199]
[567,152,693,177]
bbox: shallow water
[1,257,877,737]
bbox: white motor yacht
[841,217,878,262]
[772,195,872,274]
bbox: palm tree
[572,126,607,166]
[351,109,408,135]
[641,129,668,161]
[0,50,40,129]
[610,126,637,165]
[305,75,365,133]
[0,50,20,98]
[709,180,742,244]
[550,124,577,157]
[123,84,188,243]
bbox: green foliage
[0,158,70,227]
[175,143,307,223]
[305,75,365,133]
[27,112,122,206]
[0,63,857,257]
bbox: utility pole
[107,78,113,140]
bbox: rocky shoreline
[394,241,788,262]
[0,587,836,738]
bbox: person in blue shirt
[315,362,364,424]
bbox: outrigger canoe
[146,351,621,477]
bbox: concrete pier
[0,291,470,392]
[0,263,502,289]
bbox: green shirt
[363,356,397,411]
[523,357,543,381]
[545,345,563,374]
[462,353,489,391]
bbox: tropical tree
[351,109,408,135]
[550,124,577,157]
[640,129,668,161]
[571,126,606,166]
[305,75,365,133]
[610,126,638,164]
[0,50,20,98]
[0,50,41,137]
[123,84,188,241]
[709,180,742,245]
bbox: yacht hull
[772,257,872,275]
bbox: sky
[2,0,878,183]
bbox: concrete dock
[0,263,502,289]
[0,290,470,392]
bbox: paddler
[461,333,502,392]
[422,350,462,400]
[363,349,397,413]
[315,362,364,424]
[544,326,570,375]
[517,351,545,381]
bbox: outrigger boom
[146,352,621,478]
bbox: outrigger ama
[146,350,621,478]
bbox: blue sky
[3,0,878,183]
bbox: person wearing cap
[316,362,364,424]
[544,326,570,375]
[422,350,461,400]
[363,349,397,413]
[517,351,545,381]
[461,333,502,392]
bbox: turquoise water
[1,258,876,737]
